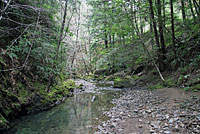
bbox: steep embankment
[0,79,76,132]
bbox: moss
[33,82,46,91]
[55,72,69,84]
[149,83,164,90]
[0,87,20,117]
[0,77,76,132]
[0,114,9,131]
[63,80,76,89]
[132,75,140,80]
[113,77,135,88]
[12,103,21,111]
[114,77,122,81]
[1,88,18,100]
[124,76,132,80]
[2,107,12,117]
[49,79,76,97]
[162,79,176,87]
[105,75,114,81]
[84,75,95,80]
[94,75,105,81]
[105,75,120,81]
[16,82,29,103]
[0,78,76,131]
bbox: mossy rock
[105,75,116,81]
[105,71,126,81]
[132,75,140,80]
[113,77,136,88]
[16,82,29,103]
[51,79,76,96]
[77,83,84,89]
[83,75,93,80]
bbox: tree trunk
[181,0,186,23]
[104,31,108,48]
[149,0,165,70]
[149,7,154,49]
[134,1,139,36]
[138,2,143,35]
[129,0,136,39]
[163,0,166,27]
[140,16,143,35]
[122,35,125,45]
[148,0,160,54]
[157,0,166,56]
[57,0,68,60]
[109,35,112,45]
[193,0,200,17]
[112,34,115,45]
[157,0,166,71]
[71,2,81,69]
[189,0,196,22]
[170,0,176,59]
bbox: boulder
[113,76,136,88]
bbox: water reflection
[7,90,120,134]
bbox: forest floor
[96,86,200,134]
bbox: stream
[6,80,122,134]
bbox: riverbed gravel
[95,87,200,134]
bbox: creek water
[7,80,122,134]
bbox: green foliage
[189,54,200,71]
[189,84,200,91]
[162,79,176,88]
[87,0,200,78]
[0,0,69,83]
[132,75,140,80]
[0,114,9,131]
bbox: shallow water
[7,80,121,134]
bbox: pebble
[164,130,171,134]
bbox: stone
[163,130,171,134]
[146,109,152,114]
[169,118,174,124]
[150,129,155,133]
[138,125,143,128]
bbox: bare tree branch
[0,0,12,20]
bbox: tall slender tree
[180,0,186,23]
[148,0,160,53]
[170,0,176,59]
[189,0,196,22]
[157,0,166,60]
